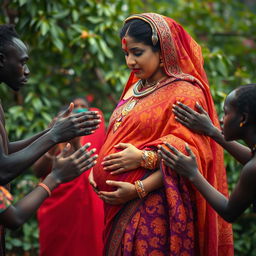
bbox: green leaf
[72,10,79,22]
[41,20,49,36]
[98,39,113,58]
[53,38,64,51]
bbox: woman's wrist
[134,180,148,198]
[140,150,160,170]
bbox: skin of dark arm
[173,101,251,165]
[33,137,81,178]
[159,142,256,222]
[8,129,50,154]
[32,149,54,178]
[0,143,98,229]
[0,109,100,185]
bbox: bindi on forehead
[122,37,128,52]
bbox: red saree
[93,13,233,255]
[38,108,105,256]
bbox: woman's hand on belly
[102,143,143,175]
[98,180,137,205]
[88,169,99,194]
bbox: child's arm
[0,143,97,229]
[159,143,256,222]
[173,102,251,165]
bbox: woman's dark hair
[120,19,160,52]
[233,84,256,121]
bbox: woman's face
[223,91,242,141]
[73,98,88,109]
[122,35,164,83]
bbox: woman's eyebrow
[130,47,143,51]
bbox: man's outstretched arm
[0,110,101,185]
[8,129,50,153]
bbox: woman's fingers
[103,152,121,161]
[114,143,130,149]
[110,168,126,175]
[99,190,116,198]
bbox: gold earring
[240,122,244,127]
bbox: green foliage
[0,0,256,255]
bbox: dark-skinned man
[0,24,100,255]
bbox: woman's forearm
[143,170,164,193]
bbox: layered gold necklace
[113,77,170,132]
[133,79,161,98]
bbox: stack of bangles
[140,150,159,170]
[38,182,51,197]
[134,180,147,199]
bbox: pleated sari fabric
[93,13,234,256]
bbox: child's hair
[233,84,256,121]
[0,24,19,53]
[120,19,160,52]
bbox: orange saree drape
[93,13,233,255]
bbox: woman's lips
[132,69,141,73]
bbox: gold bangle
[140,150,159,170]
[38,182,51,197]
[134,180,147,199]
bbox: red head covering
[94,13,233,256]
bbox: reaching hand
[88,169,99,194]
[158,142,199,181]
[102,143,143,175]
[172,101,216,136]
[49,143,98,184]
[50,104,101,143]
[98,180,137,205]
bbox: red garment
[38,108,105,256]
[93,13,234,255]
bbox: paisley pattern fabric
[93,13,234,256]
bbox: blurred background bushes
[0,0,256,255]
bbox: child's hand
[158,142,199,181]
[173,101,217,137]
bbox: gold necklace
[113,98,138,132]
[133,77,170,98]
[133,80,159,98]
